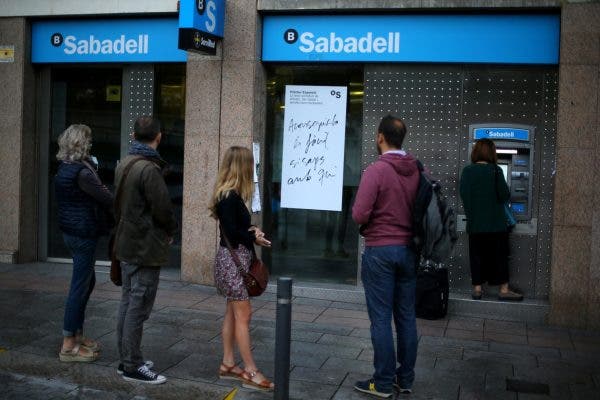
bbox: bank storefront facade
[1,1,599,329]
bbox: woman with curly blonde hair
[209,146,274,392]
[55,124,113,362]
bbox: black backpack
[412,161,458,263]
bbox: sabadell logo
[284,29,400,54]
[50,32,149,55]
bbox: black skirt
[468,232,509,286]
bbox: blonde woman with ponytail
[209,146,274,392]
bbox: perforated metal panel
[362,65,558,299]
[121,65,155,156]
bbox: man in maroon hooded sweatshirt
[352,115,420,398]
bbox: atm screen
[499,164,509,186]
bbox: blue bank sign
[262,14,560,64]
[178,0,225,55]
[474,128,530,142]
[32,19,186,63]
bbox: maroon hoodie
[352,152,420,246]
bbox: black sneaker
[354,379,392,398]
[393,376,413,394]
[122,364,166,384]
[117,360,154,375]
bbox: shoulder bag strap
[114,156,146,220]
[218,221,248,276]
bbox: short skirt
[214,245,251,301]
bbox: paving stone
[288,378,339,399]
[131,376,230,400]
[321,357,373,375]
[313,315,371,329]
[161,353,223,382]
[417,317,449,328]
[436,357,513,378]
[489,341,561,358]
[251,325,323,343]
[66,387,132,399]
[418,325,446,337]
[168,338,223,359]
[290,353,329,369]
[484,331,528,345]
[446,328,484,341]
[448,317,485,331]
[420,335,489,351]
[513,365,594,386]
[291,297,333,307]
[144,323,220,342]
[529,335,574,350]
[291,320,353,336]
[291,339,362,359]
[349,328,371,339]
[570,384,600,400]
[317,333,372,349]
[463,349,537,368]
[485,319,527,335]
[418,343,464,360]
[329,301,367,312]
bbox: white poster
[281,85,347,211]
[252,142,261,212]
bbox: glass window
[263,65,364,285]
[48,67,122,260]
[153,64,186,271]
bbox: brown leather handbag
[220,224,269,297]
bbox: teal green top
[459,163,510,234]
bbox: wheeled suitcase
[415,266,449,320]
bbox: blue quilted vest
[55,162,99,238]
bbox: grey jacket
[114,155,177,267]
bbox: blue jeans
[361,245,418,391]
[62,234,97,337]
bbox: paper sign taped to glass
[280,85,348,211]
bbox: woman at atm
[459,139,523,301]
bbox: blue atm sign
[474,128,530,142]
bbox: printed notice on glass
[281,85,347,211]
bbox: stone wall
[549,2,600,329]
[181,0,265,284]
[0,18,37,263]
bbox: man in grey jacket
[114,116,177,384]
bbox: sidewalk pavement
[0,262,599,400]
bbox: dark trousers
[62,234,97,337]
[468,232,510,286]
[117,262,160,372]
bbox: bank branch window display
[264,66,363,285]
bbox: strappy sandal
[59,344,97,363]
[219,363,245,381]
[78,337,100,352]
[241,370,274,392]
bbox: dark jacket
[352,151,420,246]
[459,163,510,234]
[216,191,255,252]
[114,151,177,267]
[55,161,113,238]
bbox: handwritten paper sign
[281,85,347,211]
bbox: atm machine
[460,123,537,233]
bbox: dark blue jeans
[361,245,418,391]
[62,234,97,337]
